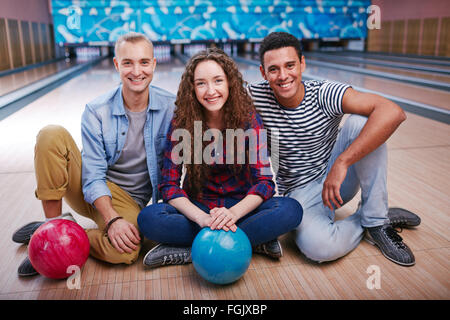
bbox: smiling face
[113,39,156,97]
[193,60,229,117]
[260,46,306,108]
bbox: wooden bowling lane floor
[0,64,449,300]
[0,59,79,97]
[304,65,450,111]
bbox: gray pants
[288,115,389,263]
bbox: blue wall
[51,0,370,44]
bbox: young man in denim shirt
[13,33,175,276]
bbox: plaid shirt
[159,112,275,210]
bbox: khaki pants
[34,125,142,264]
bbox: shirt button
[122,132,126,135]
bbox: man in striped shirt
[248,32,421,267]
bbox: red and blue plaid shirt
[159,112,275,210]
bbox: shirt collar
[112,84,162,115]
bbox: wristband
[104,216,124,235]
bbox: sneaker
[12,212,76,244]
[12,222,44,244]
[18,257,38,277]
[388,207,421,228]
[365,225,415,266]
[143,244,192,268]
[253,239,283,259]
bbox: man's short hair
[114,32,153,57]
[259,32,303,67]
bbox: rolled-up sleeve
[81,104,111,204]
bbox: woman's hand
[195,212,213,229]
[208,207,238,232]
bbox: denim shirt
[81,84,175,206]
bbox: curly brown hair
[174,47,255,197]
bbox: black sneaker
[388,207,421,228]
[12,221,44,244]
[18,257,39,277]
[12,213,76,244]
[253,239,283,259]
[143,244,192,268]
[365,225,415,266]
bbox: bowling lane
[236,56,450,111]
[0,54,187,238]
[307,52,450,74]
[305,54,450,84]
[329,51,450,69]
[0,56,186,174]
[151,57,186,95]
[303,64,450,111]
[0,59,82,97]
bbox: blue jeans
[137,197,303,246]
[288,115,389,263]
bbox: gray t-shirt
[106,108,152,208]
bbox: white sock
[45,212,76,222]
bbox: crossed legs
[34,125,142,264]
[289,115,389,262]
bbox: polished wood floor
[0,59,448,300]
[0,59,78,97]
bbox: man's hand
[321,88,406,212]
[322,158,348,211]
[209,207,238,232]
[106,218,141,254]
[93,195,141,254]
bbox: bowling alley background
[0,0,449,301]
[1,0,449,73]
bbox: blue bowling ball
[192,227,252,285]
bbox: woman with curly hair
[137,48,303,269]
